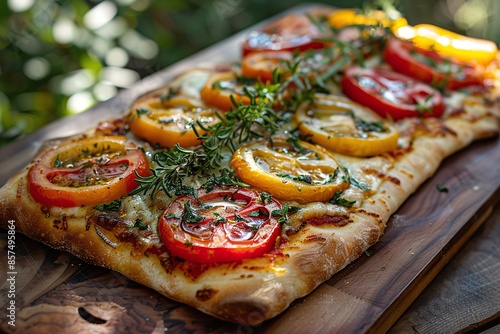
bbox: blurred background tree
[1,0,499,147]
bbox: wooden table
[0,4,499,333]
[388,204,500,334]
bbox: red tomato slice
[158,187,282,263]
[28,136,151,208]
[341,66,445,120]
[384,38,484,90]
[242,14,327,56]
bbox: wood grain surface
[0,4,499,333]
[388,205,500,334]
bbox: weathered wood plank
[388,204,500,334]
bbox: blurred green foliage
[0,0,498,147]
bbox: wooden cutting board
[0,4,499,333]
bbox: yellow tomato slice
[394,24,498,66]
[129,95,220,148]
[230,137,349,204]
[328,8,408,31]
[296,94,399,157]
[200,71,253,111]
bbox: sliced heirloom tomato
[230,137,349,204]
[158,187,282,263]
[242,14,328,56]
[384,38,484,90]
[129,95,220,148]
[241,51,294,84]
[394,24,498,66]
[327,8,408,31]
[341,66,445,120]
[296,94,399,157]
[200,71,255,112]
[28,136,150,208]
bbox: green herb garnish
[134,218,148,230]
[94,199,122,212]
[181,201,204,224]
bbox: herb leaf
[94,199,122,212]
[329,191,356,207]
[436,184,449,192]
[181,201,204,224]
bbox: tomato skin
[28,136,151,208]
[200,71,253,112]
[384,38,484,90]
[242,14,327,56]
[158,187,282,263]
[341,66,445,120]
[241,51,294,84]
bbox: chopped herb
[212,81,227,90]
[333,167,340,180]
[165,213,178,219]
[54,154,63,168]
[416,94,436,116]
[355,117,388,133]
[271,210,286,225]
[158,118,175,125]
[276,173,313,184]
[134,218,148,230]
[160,87,180,102]
[258,192,273,204]
[235,74,258,86]
[286,134,306,153]
[136,108,150,117]
[350,176,371,191]
[213,212,227,224]
[343,167,371,191]
[94,199,122,212]
[247,210,262,217]
[329,191,356,207]
[271,204,301,225]
[436,184,449,193]
[234,214,245,222]
[181,201,204,224]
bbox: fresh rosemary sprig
[195,83,283,169]
[130,144,206,198]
